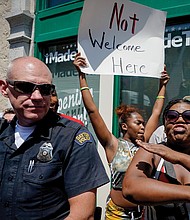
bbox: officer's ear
[0,80,9,98]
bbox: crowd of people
[0,54,189,220]
[73,53,170,220]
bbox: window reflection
[41,38,100,133]
[165,22,190,100]
[47,0,73,8]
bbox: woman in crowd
[73,52,170,220]
[122,98,190,219]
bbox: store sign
[42,41,100,128]
[44,49,77,64]
[78,0,166,78]
[165,28,190,49]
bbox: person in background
[73,52,170,220]
[122,98,190,220]
[148,124,166,144]
[0,56,109,220]
[50,89,84,126]
[2,107,15,122]
[49,90,59,113]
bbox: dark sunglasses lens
[38,84,55,95]
[166,111,178,122]
[14,82,55,95]
[14,82,35,94]
[183,111,190,122]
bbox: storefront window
[46,0,74,8]
[120,21,190,122]
[41,37,100,134]
[120,75,158,122]
[165,22,190,100]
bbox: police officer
[0,56,109,219]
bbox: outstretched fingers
[136,140,178,164]
[73,52,87,68]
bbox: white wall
[97,74,114,219]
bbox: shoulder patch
[75,132,91,145]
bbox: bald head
[7,56,52,83]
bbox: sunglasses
[6,79,55,96]
[165,110,190,123]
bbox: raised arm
[144,67,170,142]
[73,53,118,162]
[122,147,190,206]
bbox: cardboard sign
[78,0,167,78]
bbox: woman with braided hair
[73,52,170,220]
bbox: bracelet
[157,96,165,99]
[80,87,89,91]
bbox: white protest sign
[78,0,167,78]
